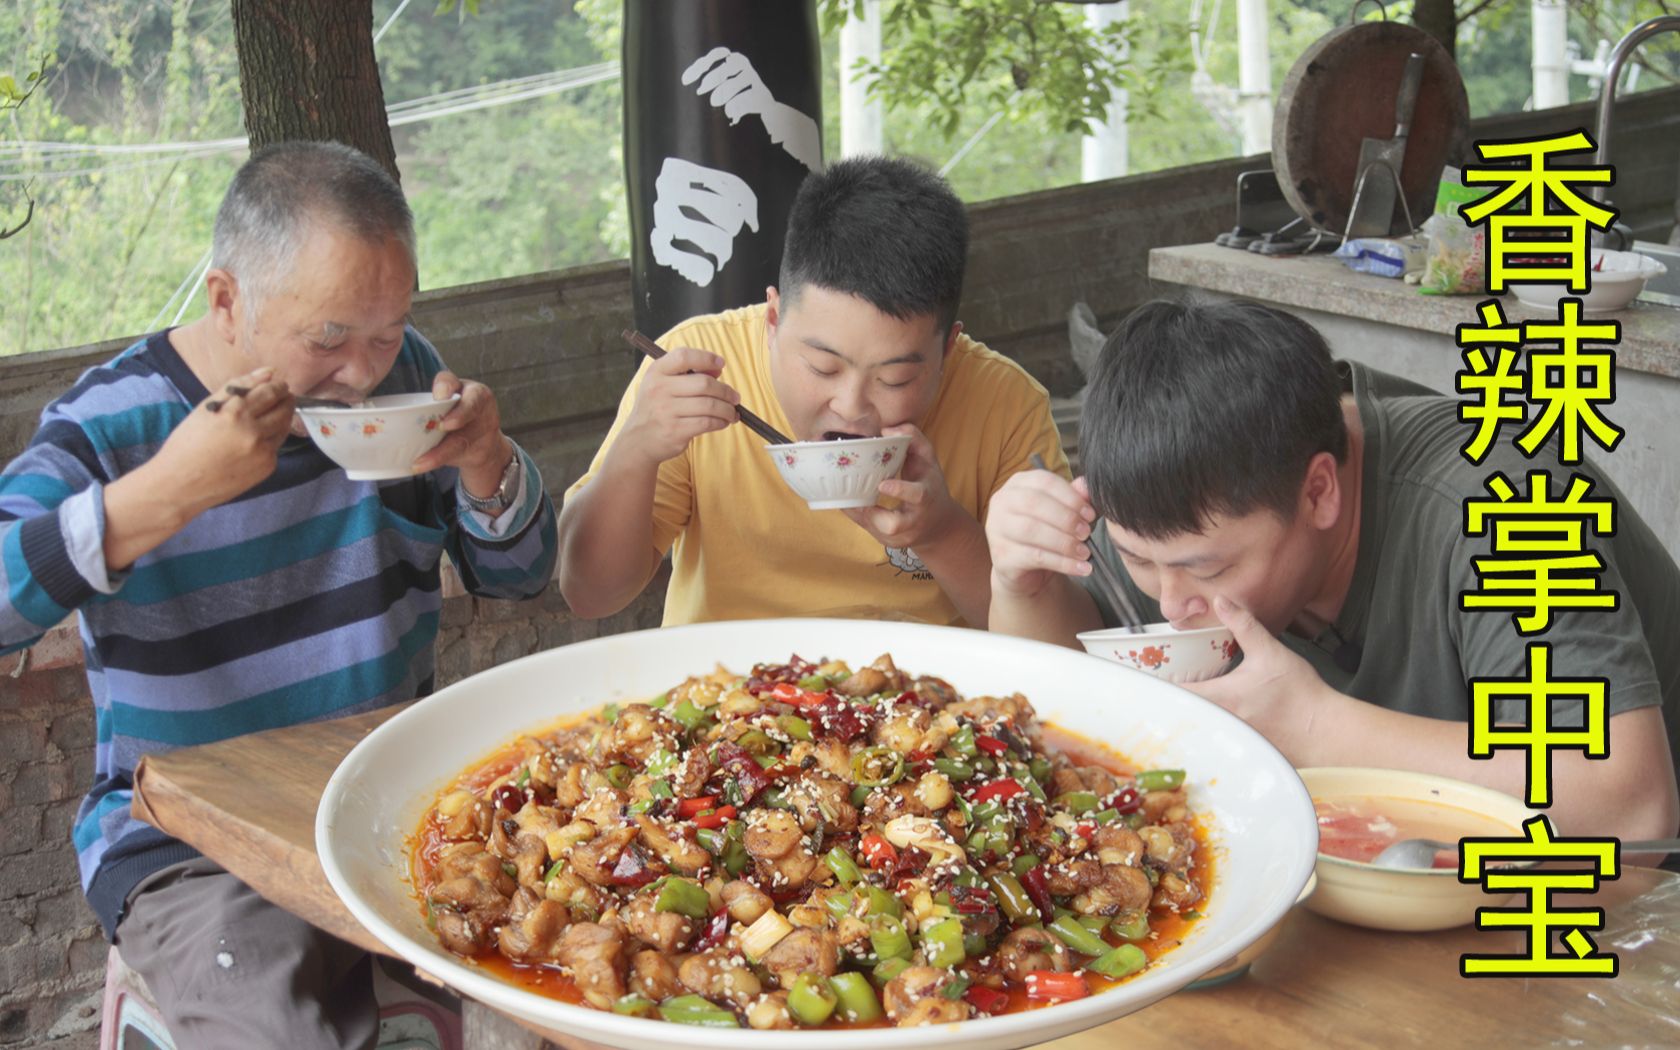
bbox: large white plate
[317,618,1317,1050]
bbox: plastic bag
[1419,166,1486,295]
[1334,236,1426,279]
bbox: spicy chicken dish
[414,653,1205,1029]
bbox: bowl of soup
[296,392,458,480]
[1296,767,1538,932]
[765,435,911,510]
[1076,623,1238,684]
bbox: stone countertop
[1149,243,1680,381]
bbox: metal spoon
[1370,836,1680,870]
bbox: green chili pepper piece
[1011,853,1041,877]
[1029,756,1053,783]
[825,846,862,887]
[1112,910,1152,941]
[1137,768,1185,791]
[989,872,1038,925]
[1088,943,1149,980]
[658,994,739,1027]
[951,724,978,757]
[797,674,831,691]
[606,763,632,790]
[850,783,872,807]
[1050,914,1113,956]
[920,917,966,968]
[787,974,838,1026]
[1056,790,1101,815]
[932,757,974,781]
[850,746,906,788]
[611,993,657,1017]
[776,713,813,741]
[653,877,712,920]
[871,956,911,987]
[829,972,882,1022]
[870,915,912,961]
[737,728,777,755]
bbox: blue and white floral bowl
[765,434,911,510]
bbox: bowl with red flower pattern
[1076,622,1238,684]
[296,392,459,481]
[765,434,911,510]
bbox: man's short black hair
[779,155,968,333]
[1082,297,1349,539]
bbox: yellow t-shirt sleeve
[562,347,694,557]
[975,364,1072,525]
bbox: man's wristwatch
[461,451,521,516]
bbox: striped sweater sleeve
[0,409,125,655]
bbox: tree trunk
[230,0,400,183]
[1411,0,1457,62]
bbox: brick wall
[2,86,1674,1046]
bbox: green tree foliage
[5,0,1662,357]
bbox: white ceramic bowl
[1076,622,1238,684]
[766,435,911,510]
[318,618,1318,1050]
[1511,247,1668,313]
[297,392,459,481]
[1297,766,1537,932]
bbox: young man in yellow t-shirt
[558,155,1069,627]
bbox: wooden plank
[131,705,407,955]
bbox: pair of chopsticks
[1029,453,1145,629]
[204,387,355,413]
[620,329,793,446]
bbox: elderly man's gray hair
[211,141,416,305]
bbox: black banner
[623,0,824,337]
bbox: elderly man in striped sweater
[0,141,558,1047]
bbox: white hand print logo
[649,158,760,288]
[682,47,822,173]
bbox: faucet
[1591,15,1680,214]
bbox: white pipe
[1531,0,1570,110]
[840,0,884,157]
[1235,0,1271,156]
[1081,2,1129,181]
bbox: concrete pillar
[840,0,884,157]
[1532,0,1570,109]
[1236,0,1272,156]
[1081,2,1129,182]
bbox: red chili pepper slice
[1020,864,1055,921]
[675,795,720,819]
[1075,821,1098,843]
[1112,785,1141,815]
[861,833,897,870]
[971,778,1026,804]
[692,804,737,829]
[1024,971,1089,1002]
[975,734,1009,756]
[964,984,1010,1014]
[693,908,731,952]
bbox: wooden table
[133,706,1680,1049]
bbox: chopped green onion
[776,713,813,741]
[544,859,565,881]
[825,846,862,886]
[627,799,655,815]
[646,748,677,776]
[1049,914,1113,957]
[658,994,739,1027]
[1137,768,1185,791]
[829,972,882,1022]
[939,973,973,1000]
[654,877,711,919]
[606,763,632,790]
[513,767,531,788]
[602,703,620,723]
[648,779,673,799]
[1088,943,1149,980]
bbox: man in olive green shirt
[985,297,1679,843]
